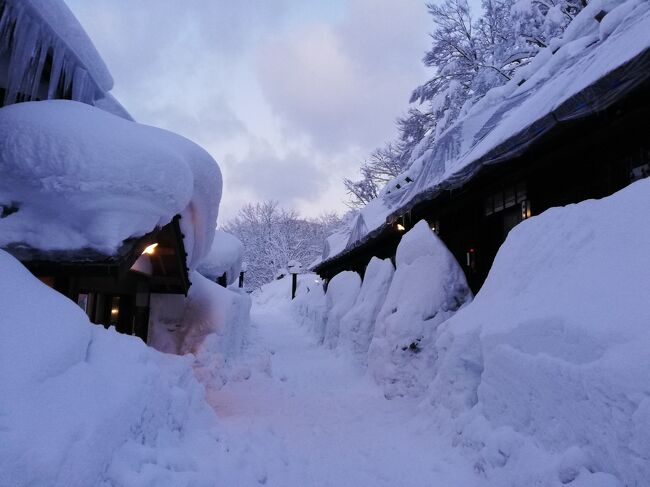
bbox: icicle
[0,0,107,107]
[28,41,48,100]
[46,40,64,100]
[71,65,93,103]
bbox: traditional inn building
[313,6,650,293]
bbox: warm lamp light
[142,243,158,255]
[396,223,406,232]
[110,308,119,315]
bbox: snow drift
[428,178,650,486]
[291,274,328,337]
[338,257,394,363]
[148,272,251,362]
[367,220,472,398]
[0,100,222,269]
[299,220,472,399]
[322,271,361,349]
[0,249,222,487]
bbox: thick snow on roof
[0,100,222,269]
[0,0,115,105]
[197,230,244,285]
[317,0,650,267]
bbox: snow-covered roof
[0,100,222,270]
[197,230,244,285]
[0,0,131,118]
[316,0,650,269]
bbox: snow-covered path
[208,302,481,487]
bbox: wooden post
[217,272,227,287]
[238,271,244,288]
[291,273,297,299]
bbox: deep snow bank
[0,250,222,487]
[149,272,250,362]
[297,221,472,397]
[338,257,394,363]
[0,100,221,268]
[291,274,328,336]
[322,271,361,348]
[430,178,650,486]
[368,221,472,398]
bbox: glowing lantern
[142,243,158,255]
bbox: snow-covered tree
[344,143,403,208]
[344,108,435,209]
[411,0,518,134]
[342,0,586,210]
[412,0,587,132]
[223,202,341,289]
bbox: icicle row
[0,0,102,107]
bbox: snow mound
[323,271,361,349]
[429,178,650,485]
[197,230,244,286]
[0,100,222,269]
[291,274,328,336]
[368,220,472,398]
[149,272,250,358]
[338,257,394,363]
[0,250,222,487]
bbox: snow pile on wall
[428,178,650,486]
[367,221,472,399]
[304,222,471,391]
[322,271,361,349]
[338,257,394,363]
[0,250,223,487]
[291,274,328,336]
[197,230,244,285]
[0,100,222,269]
[148,272,251,387]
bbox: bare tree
[223,202,341,289]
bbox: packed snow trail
[207,302,481,486]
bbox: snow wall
[299,178,650,485]
[0,249,223,487]
[426,177,650,486]
[296,219,472,400]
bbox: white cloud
[65,0,433,221]
[255,0,430,153]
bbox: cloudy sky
[66,0,434,223]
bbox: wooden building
[3,215,190,342]
[314,22,650,294]
[0,0,181,342]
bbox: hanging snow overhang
[314,1,650,274]
[0,0,131,119]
